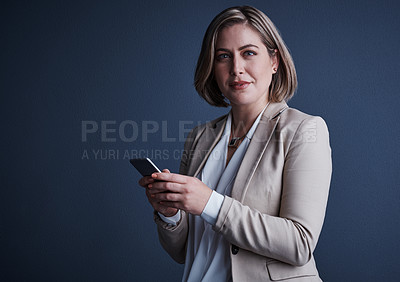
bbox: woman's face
[214,24,278,109]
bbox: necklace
[228,102,271,149]
[228,133,246,148]
[228,118,247,148]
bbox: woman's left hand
[147,172,213,216]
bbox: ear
[271,49,279,73]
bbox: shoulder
[280,107,324,122]
[278,107,329,132]
[276,106,330,150]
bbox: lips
[229,81,250,90]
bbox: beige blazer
[154,101,332,281]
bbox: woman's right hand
[138,169,179,217]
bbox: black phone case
[129,158,161,176]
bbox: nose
[230,56,244,76]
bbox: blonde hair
[194,6,297,107]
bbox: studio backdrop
[1,0,399,281]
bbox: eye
[216,53,231,61]
[244,50,257,56]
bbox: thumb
[162,169,171,173]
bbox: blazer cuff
[158,210,181,226]
[154,210,184,231]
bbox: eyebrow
[216,44,259,52]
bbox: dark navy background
[1,0,399,281]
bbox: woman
[139,6,331,281]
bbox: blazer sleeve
[154,210,188,264]
[213,116,332,266]
[153,125,199,264]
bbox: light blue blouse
[160,105,268,282]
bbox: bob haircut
[194,6,297,107]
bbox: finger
[149,181,183,193]
[145,190,160,208]
[151,172,188,184]
[146,189,166,206]
[150,198,173,213]
[138,176,154,187]
[159,201,180,209]
[153,191,181,202]
[147,181,169,192]
[146,195,166,210]
[162,169,171,173]
[155,204,178,217]
[145,188,154,199]
[147,186,170,194]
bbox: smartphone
[130,158,161,177]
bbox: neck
[230,101,269,137]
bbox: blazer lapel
[231,101,288,201]
[188,115,228,177]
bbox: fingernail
[152,173,157,178]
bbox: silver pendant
[228,137,241,147]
